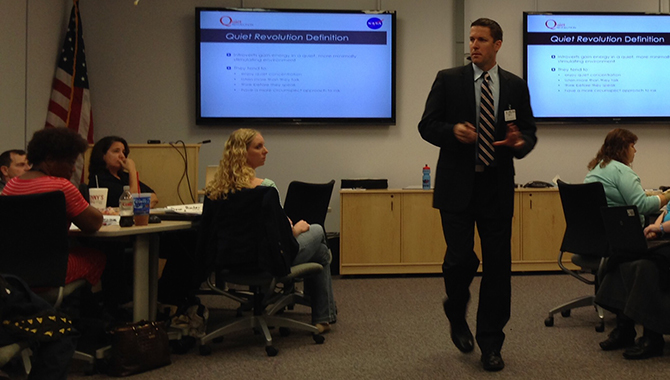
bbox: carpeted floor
[18,273,670,379]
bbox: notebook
[600,206,670,255]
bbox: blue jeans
[293,225,337,324]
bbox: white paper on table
[166,203,203,215]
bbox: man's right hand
[454,122,477,144]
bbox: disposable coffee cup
[132,193,151,226]
[89,188,108,211]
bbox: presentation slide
[525,14,670,119]
[198,10,394,120]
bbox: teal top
[584,159,660,224]
[260,178,280,203]
[260,178,277,190]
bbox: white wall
[4,0,670,233]
[1,0,71,149]
[0,1,28,148]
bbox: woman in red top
[2,127,105,286]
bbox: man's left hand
[493,123,525,149]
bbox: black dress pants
[439,168,512,353]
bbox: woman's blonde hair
[206,128,259,200]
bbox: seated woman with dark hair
[87,136,157,208]
[585,128,670,360]
[88,136,197,311]
[1,127,105,287]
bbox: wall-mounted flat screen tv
[196,8,396,125]
[524,12,670,123]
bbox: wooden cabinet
[340,193,401,266]
[515,189,569,271]
[340,188,571,275]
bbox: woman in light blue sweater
[586,128,670,360]
[584,128,668,223]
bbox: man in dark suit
[418,18,537,371]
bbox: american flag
[45,0,93,185]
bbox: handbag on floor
[108,320,171,377]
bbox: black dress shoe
[599,327,636,351]
[623,336,664,360]
[443,299,474,353]
[450,322,474,353]
[481,351,505,372]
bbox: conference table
[69,220,192,321]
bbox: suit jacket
[418,64,537,218]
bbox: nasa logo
[367,18,383,30]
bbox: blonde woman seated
[205,128,337,333]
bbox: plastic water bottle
[422,164,431,190]
[119,185,134,227]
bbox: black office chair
[281,180,336,307]
[0,191,97,371]
[196,186,325,357]
[283,180,335,231]
[544,180,608,332]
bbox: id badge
[504,109,516,122]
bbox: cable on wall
[168,140,196,204]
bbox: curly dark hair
[27,127,88,166]
[587,128,638,170]
[88,136,130,182]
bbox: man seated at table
[0,150,29,193]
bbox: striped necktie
[478,72,495,166]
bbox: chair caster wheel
[544,316,554,327]
[313,334,325,344]
[561,310,571,317]
[595,321,605,332]
[279,327,291,337]
[265,346,278,356]
[171,336,196,354]
[199,344,212,356]
[91,359,108,375]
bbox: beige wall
[0,1,28,149]
[4,0,670,232]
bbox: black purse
[108,320,171,377]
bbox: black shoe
[443,299,474,353]
[623,336,664,360]
[481,350,505,372]
[599,327,636,351]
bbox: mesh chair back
[283,180,335,229]
[0,191,70,288]
[557,180,610,256]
